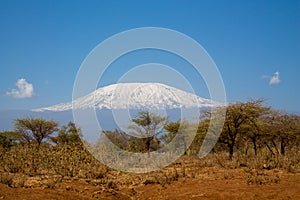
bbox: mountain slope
[33,83,218,112]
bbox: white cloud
[269,71,281,85]
[6,78,35,98]
[262,71,281,85]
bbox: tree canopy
[14,118,58,147]
[50,122,82,145]
[128,111,168,153]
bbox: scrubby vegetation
[101,99,300,163]
[0,99,299,195]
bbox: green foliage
[50,122,82,145]
[129,111,168,137]
[206,99,270,159]
[0,134,11,149]
[0,99,299,188]
[128,111,167,153]
[262,111,300,155]
[0,131,21,148]
[14,118,58,146]
[103,129,129,149]
[163,121,180,143]
[187,120,209,154]
[98,100,299,158]
[197,99,300,160]
[163,121,194,154]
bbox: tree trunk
[271,139,280,154]
[145,137,152,158]
[280,138,286,155]
[252,137,257,156]
[264,142,275,156]
[229,144,234,160]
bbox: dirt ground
[0,171,299,200]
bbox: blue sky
[0,0,299,112]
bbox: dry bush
[0,143,109,180]
[246,169,280,185]
[0,143,47,175]
[275,149,300,173]
[206,147,300,173]
[0,136,298,189]
[0,173,14,186]
[46,143,109,179]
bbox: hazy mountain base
[0,110,72,132]
[0,108,200,140]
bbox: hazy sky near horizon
[0,0,299,112]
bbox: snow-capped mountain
[33,83,218,112]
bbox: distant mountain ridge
[33,83,219,112]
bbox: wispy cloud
[262,71,281,85]
[6,78,35,98]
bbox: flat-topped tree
[128,111,167,154]
[222,99,270,159]
[201,99,270,159]
[263,111,300,155]
[14,117,58,147]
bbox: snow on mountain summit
[33,83,218,112]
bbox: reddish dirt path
[0,173,299,200]
[134,174,300,200]
[0,185,91,200]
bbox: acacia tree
[204,99,269,159]
[239,101,270,155]
[103,129,136,150]
[263,111,300,155]
[128,111,167,154]
[240,118,269,155]
[162,121,180,143]
[50,122,82,145]
[163,121,192,155]
[14,118,58,147]
[224,100,270,159]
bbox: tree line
[1,99,299,160]
[103,99,300,159]
[0,119,82,149]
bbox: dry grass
[0,143,299,189]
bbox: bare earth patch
[0,169,299,200]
